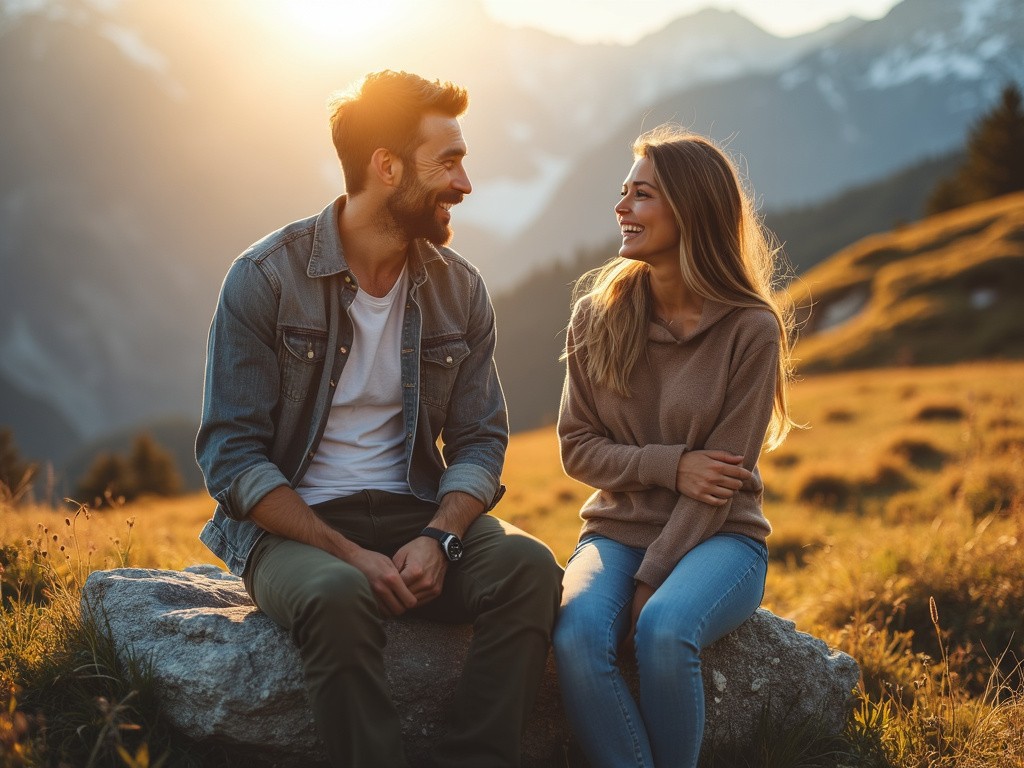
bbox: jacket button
[306,350,314,359]
[339,346,348,354]
[445,355,453,364]
[330,379,336,387]
[344,275,352,283]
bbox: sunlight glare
[270,0,404,54]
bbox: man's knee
[294,565,378,630]
[499,533,563,596]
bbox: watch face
[444,536,464,561]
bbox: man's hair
[328,70,468,195]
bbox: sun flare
[261,0,405,54]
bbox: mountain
[0,0,847,440]
[1,0,1021,473]
[768,150,963,272]
[491,0,1024,289]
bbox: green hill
[789,191,1024,372]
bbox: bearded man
[196,70,562,768]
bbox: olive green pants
[244,490,563,768]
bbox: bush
[791,467,854,508]
[76,434,183,506]
[0,429,37,505]
[958,465,1023,518]
[913,402,967,422]
[886,434,949,470]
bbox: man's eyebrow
[438,146,467,160]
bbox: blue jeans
[553,533,768,768]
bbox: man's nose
[453,167,472,195]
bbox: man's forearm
[248,485,362,562]
[426,490,486,537]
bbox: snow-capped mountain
[492,0,1024,288]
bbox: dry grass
[2,360,1024,765]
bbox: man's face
[386,113,472,246]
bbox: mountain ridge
[2,0,1021,469]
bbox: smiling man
[196,70,562,768]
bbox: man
[196,70,562,768]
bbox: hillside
[789,191,1024,372]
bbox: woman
[553,126,797,768]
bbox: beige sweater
[558,296,777,588]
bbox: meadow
[2,361,1023,766]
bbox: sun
[259,0,405,55]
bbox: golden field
[2,360,1024,766]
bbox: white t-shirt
[297,267,411,505]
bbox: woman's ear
[370,147,403,189]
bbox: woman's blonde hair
[568,126,797,449]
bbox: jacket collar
[307,195,448,285]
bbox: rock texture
[82,565,859,767]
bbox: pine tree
[128,433,182,498]
[927,83,1024,215]
[77,452,134,505]
[0,429,37,503]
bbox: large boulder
[82,565,859,767]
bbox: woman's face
[614,156,681,268]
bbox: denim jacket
[197,196,508,576]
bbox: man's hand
[392,536,448,606]
[347,547,419,618]
[676,449,753,505]
[248,486,422,616]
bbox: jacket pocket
[420,335,470,410]
[279,327,327,402]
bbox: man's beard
[385,172,458,247]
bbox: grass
[785,193,1024,373]
[2,361,1024,766]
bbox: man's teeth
[621,224,642,234]
[439,202,453,211]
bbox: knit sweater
[557,296,777,588]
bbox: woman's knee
[634,602,700,665]
[554,593,620,660]
[553,612,616,681]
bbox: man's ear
[370,148,403,188]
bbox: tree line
[1,429,181,507]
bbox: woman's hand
[676,449,753,505]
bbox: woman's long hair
[567,126,797,449]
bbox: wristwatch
[420,527,464,562]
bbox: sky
[480,0,904,43]
[261,0,907,59]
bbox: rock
[82,566,859,767]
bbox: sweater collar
[648,298,737,344]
